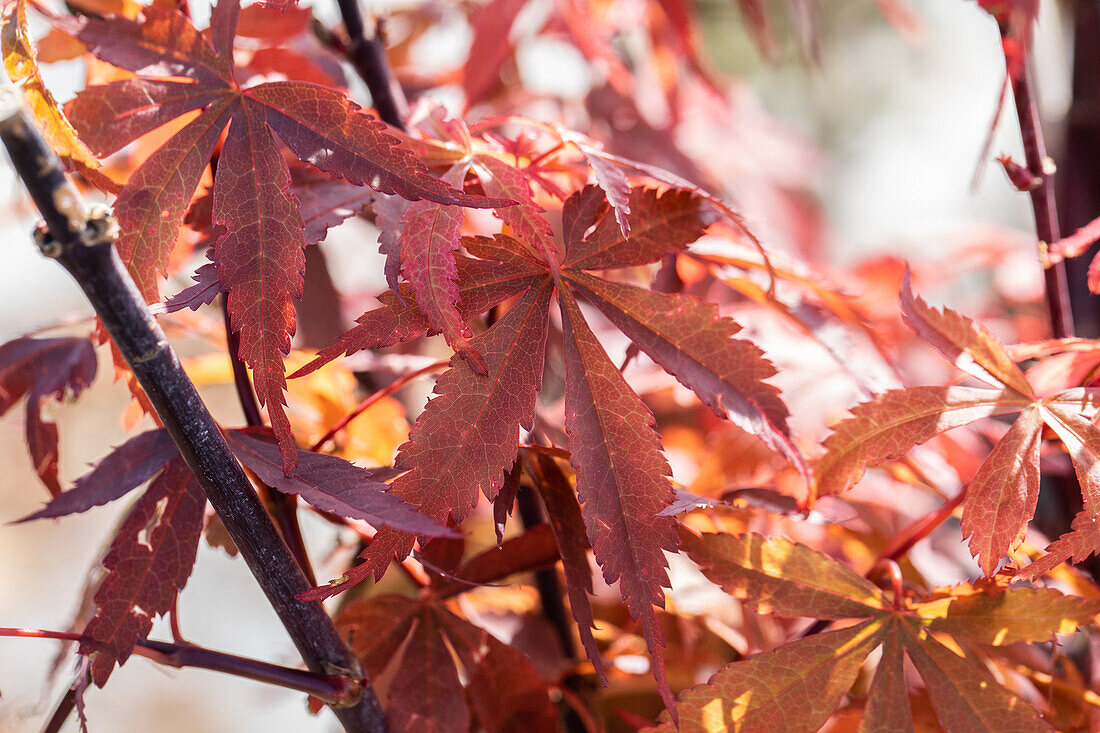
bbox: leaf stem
[1010,62,1075,338]
[0,628,361,704]
[0,100,387,733]
[309,359,447,452]
[334,0,408,130]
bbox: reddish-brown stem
[221,298,316,586]
[1009,62,1075,339]
[878,487,968,565]
[309,360,448,452]
[0,628,361,704]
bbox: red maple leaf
[297,184,806,708]
[61,0,506,473]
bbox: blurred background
[0,0,1079,730]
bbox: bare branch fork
[0,89,387,733]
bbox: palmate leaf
[301,184,804,704]
[661,532,1096,732]
[560,283,680,709]
[0,336,97,495]
[349,280,554,582]
[80,458,205,686]
[60,0,504,471]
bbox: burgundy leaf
[18,429,176,522]
[226,430,452,537]
[566,270,805,476]
[0,336,97,495]
[558,285,678,711]
[563,186,717,270]
[213,100,304,473]
[80,458,205,686]
[245,83,503,208]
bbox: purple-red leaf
[566,270,805,475]
[213,101,304,473]
[354,279,554,579]
[225,430,452,537]
[18,429,176,522]
[0,336,97,495]
[80,458,205,686]
[563,186,717,270]
[244,84,501,208]
[558,285,678,711]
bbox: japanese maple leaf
[652,530,1099,732]
[296,184,807,710]
[80,457,206,686]
[0,336,97,495]
[815,272,1100,575]
[60,0,504,472]
[336,594,557,732]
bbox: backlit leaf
[915,586,1100,644]
[563,186,717,271]
[961,406,1043,575]
[670,620,885,733]
[899,618,1052,732]
[900,270,1034,397]
[1039,401,1100,515]
[212,100,304,473]
[352,280,554,579]
[1018,510,1100,579]
[678,530,888,619]
[566,270,804,475]
[815,386,1033,500]
[858,624,913,733]
[559,284,679,710]
[1,0,98,168]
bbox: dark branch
[334,0,408,130]
[0,92,387,733]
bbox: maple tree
[4,0,1100,731]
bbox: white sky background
[0,1,1078,731]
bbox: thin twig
[309,360,447,452]
[1010,63,1075,339]
[1,628,360,704]
[0,93,386,733]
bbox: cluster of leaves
[5,0,1100,731]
